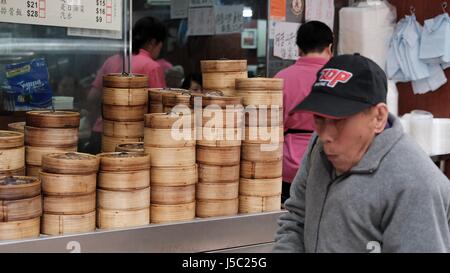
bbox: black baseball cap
[291,53,387,119]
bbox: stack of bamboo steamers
[0,131,25,176]
[102,74,148,152]
[201,60,248,96]
[236,78,284,213]
[24,111,79,177]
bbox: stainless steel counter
[0,211,284,253]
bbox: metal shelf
[0,211,284,253]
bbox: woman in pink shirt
[275,21,333,203]
[85,16,168,154]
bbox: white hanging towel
[419,13,450,66]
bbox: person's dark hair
[132,16,168,54]
[296,21,333,55]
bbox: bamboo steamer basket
[43,192,96,214]
[243,126,284,144]
[0,176,41,200]
[201,60,248,96]
[150,202,195,224]
[0,130,23,149]
[240,160,282,179]
[197,127,242,147]
[197,93,243,108]
[239,177,282,197]
[41,152,99,175]
[235,77,284,90]
[0,195,42,222]
[0,146,24,171]
[245,107,283,127]
[41,211,95,235]
[149,88,185,102]
[25,126,78,148]
[40,171,96,196]
[7,122,25,133]
[196,145,240,166]
[201,107,244,128]
[98,169,150,190]
[196,199,238,218]
[241,142,283,161]
[103,120,144,138]
[97,187,150,210]
[149,103,164,113]
[115,142,144,153]
[238,91,283,107]
[145,146,195,167]
[201,60,247,72]
[196,182,239,200]
[97,207,150,230]
[26,110,80,128]
[144,128,195,148]
[0,167,25,176]
[102,136,143,153]
[98,152,150,172]
[26,165,41,177]
[102,104,147,122]
[236,78,283,106]
[0,217,40,240]
[103,73,148,88]
[239,195,281,213]
[150,165,197,186]
[102,87,148,106]
[198,164,239,183]
[162,92,191,111]
[25,145,77,166]
[151,185,195,205]
[145,112,193,129]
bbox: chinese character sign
[274,21,300,61]
[215,5,244,35]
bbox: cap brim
[290,89,373,119]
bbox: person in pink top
[275,21,333,203]
[85,16,168,154]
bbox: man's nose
[317,122,335,143]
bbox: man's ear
[373,103,389,134]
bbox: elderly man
[273,54,450,253]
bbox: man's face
[313,109,378,173]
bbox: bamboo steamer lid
[25,126,78,148]
[239,195,281,213]
[42,152,100,175]
[240,160,282,179]
[236,77,284,90]
[150,202,195,224]
[102,87,148,106]
[150,165,197,186]
[196,198,238,218]
[197,127,242,147]
[97,187,150,210]
[201,107,244,128]
[151,185,196,205]
[243,126,284,144]
[241,142,283,162]
[196,145,241,166]
[197,92,243,108]
[239,177,282,197]
[0,131,24,149]
[103,120,144,138]
[145,112,193,129]
[98,169,150,190]
[26,165,41,177]
[145,146,196,167]
[162,92,191,108]
[0,146,24,171]
[238,91,283,107]
[198,164,239,183]
[201,60,247,72]
[98,152,150,172]
[103,73,148,88]
[144,128,195,148]
[0,176,41,200]
[25,145,77,166]
[97,207,150,230]
[0,217,40,240]
[43,192,96,214]
[0,195,42,222]
[0,167,25,177]
[102,104,147,122]
[196,182,239,200]
[40,171,97,196]
[115,142,144,153]
[102,135,143,153]
[7,122,25,133]
[26,110,80,128]
[41,211,95,235]
[245,107,283,127]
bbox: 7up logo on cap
[316,68,353,88]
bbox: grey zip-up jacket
[273,114,450,253]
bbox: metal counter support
[0,211,284,253]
